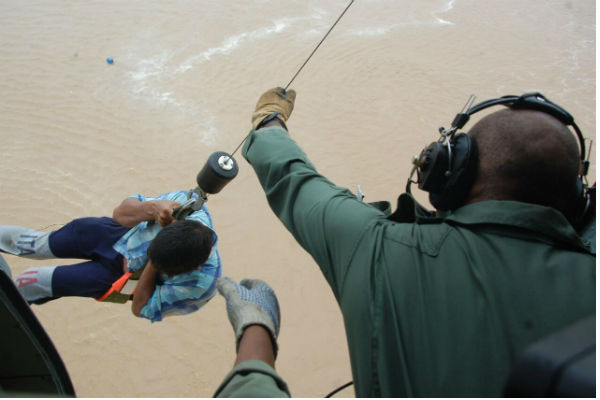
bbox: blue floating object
[106,57,114,64]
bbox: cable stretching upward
[229,0,356,158]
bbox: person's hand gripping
[217,277,281,356]
[152,200,180,227]
[251,87,296,130]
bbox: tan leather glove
[251,87,296,130]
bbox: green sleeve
[213,360,290,398]
[242,127,385,297]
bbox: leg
[0,217,129,261]
[48,217,129,261]
[14,259,124,304]
[52,260,124,299]
[8,217,129,304]
[0,226,54,259]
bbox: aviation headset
[407,92,592,224]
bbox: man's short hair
[147,219,214,276]
[468,109,580,216]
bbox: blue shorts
[49,217,130,298]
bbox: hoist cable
[228,0,355,158]
[284,0,355,91]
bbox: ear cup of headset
[567,178,593,229]
[416,142,450,193]
[410,93,590,217]
[421,133,479,211]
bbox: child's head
[147,219,214,277]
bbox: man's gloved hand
[217,277,281,355]
[251,87,296,130]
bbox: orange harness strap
[95,272,135,303]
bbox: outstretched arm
[217,277,280,357]
[242,88,385,298]
[214,277,290,398]
[235,325,276,368]
[113,197,180,227]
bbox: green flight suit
[234,126,595,397]
[214,360,290,398]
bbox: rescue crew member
[1,190,221,322]
[212,87,595,396]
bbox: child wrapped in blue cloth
[1,190,221,322]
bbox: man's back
[242,126,595,397]
[338,200,594,396]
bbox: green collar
[447,200,592,253]
[385,194,593,254]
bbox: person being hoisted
[1,188,221,322]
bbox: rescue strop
[95,269,142,304]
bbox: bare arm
[234,325,276,368]
[113,197,180,227]
[131,261,159,317]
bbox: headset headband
[407,92,590,213]
[456,93,587,168]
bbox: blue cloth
[112,190,221,322]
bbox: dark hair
[468,109,580,215]
[147,219,214,277]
